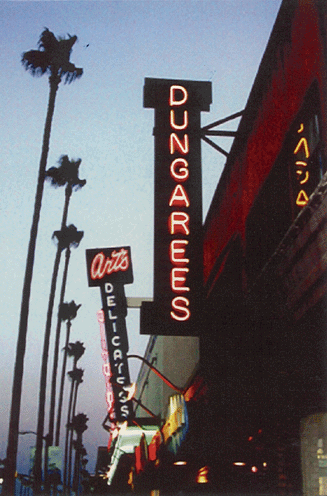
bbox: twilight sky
[0,0,281,474]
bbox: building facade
[108,0,327,494]
[201,0,327,493]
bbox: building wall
[200,0,327,494]
[135,335,199,420]
[203,0,327,295]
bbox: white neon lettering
[121,405,130,416]
[112,336,121,346]
[170,110,188,130]
[169,184,190,207]
[106,296,116,307]
[171,267,190,292]
[108,310,117,321]
[90,248,129,280]
[113,349,123,361]
[171,296,190,321]
[169,85,188,106]
[169,212,190,235]
[170,158,189,182]
[105,283,114,293]
[117,377,126,385]
[170,133,189,155]
[170,240,189,264]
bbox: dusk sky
[0,0,281,474]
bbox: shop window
[246,82,324,282]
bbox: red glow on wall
[203,0,326,288]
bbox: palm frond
[53,224,84,249]
[60,300,81,322]
[46,155,86,189]
[38,28,59,53]
[22,29,83,83]
[71,413,89,434]
[21,50,49,76]
[45,166,67,187]
[61,64,83,84]
[67,341,85,361]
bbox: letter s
[171,296,190,321]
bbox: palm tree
[67,369,84,490]
[3,30,82,495]
[63,342,85,492]
[64,367,84,492]
[55,300,82,446]
[48,225,84,447]
[71,413,89,493]
[34,158,85,490]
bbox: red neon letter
[170,133,189,155]
[170,240,189,264]
[169,85,188,106]
[169,212,190,235]
[170,110,188,130]
[170,158,189,182]
[169,184,190,207]
[171,267,190,292]
[171,296,190,321]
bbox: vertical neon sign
[86,247,134,422]
[141,78,212,336]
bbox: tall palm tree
[55,302,82,446]
[64,365,84,492]
[63,342,85,492]
[68,369,84,490]
[71,413,89,493]
[3,30,82,496]
[34,158,85,490]
[48,225,84,447]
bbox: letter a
[169,184,190,207]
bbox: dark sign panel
[86,247,134,422]
[141,78,212,335]
[85,246,133,287]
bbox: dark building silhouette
[200,0,327,493]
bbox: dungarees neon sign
[169,85,191,321]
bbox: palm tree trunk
[55,318,71,446]
[72,433,82,493]
[68,380,80,492]
[34,185,72,491]
[63,375,75,492]
[48,246,71,446]
[3,74,60,496]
